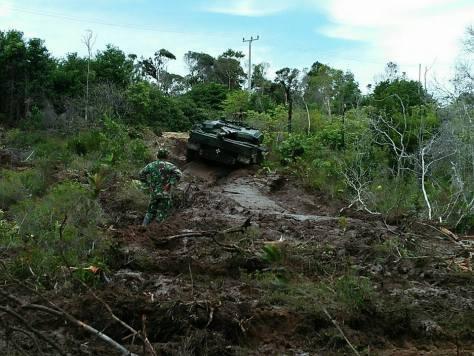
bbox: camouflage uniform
[139,160,182,225]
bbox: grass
[245,267,375,318]
[372,236,416,263]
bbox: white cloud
[205,0,290,17]
[0,2,12,17]
[316,0,474,87]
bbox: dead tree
[340,151,380,215]
[414,134,455,220]
[82,30,96,122]
[370,94,412,178]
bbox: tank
[186,120,266,165]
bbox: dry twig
[156,217,252,253]
[57,216,157,355]
[0,304,66,356]
[0,264,138,356]
[322,307,361,356]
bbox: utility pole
[424,65,428,92]
[243,35,259,91]
[418,64,422,96]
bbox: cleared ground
[1,137,473,355]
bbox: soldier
[139,149,182,226]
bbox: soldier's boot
[142,213,153,226]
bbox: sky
[0,0,473,90]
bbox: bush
[34,138,72,166]
[0,209,20,248]
[9,181,106,278]
[370,175,422,218]
[67,130,103,156]
[334,275,374,313]
[278,134,308,162]
[185,82,227,114]
[5,130,72,167]
[4,129,46,148]
[66,117,151,166]
[126,82,190,130]
[223,90,250,118]
[0,169,48,209]
[115,179,149,213]
[129,139,150,162]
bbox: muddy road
[2,153,473,355]
[105,159,473,355]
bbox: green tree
[371,79,425,116]
[160,72,187,95]
[0,30,54,124]
[126,81,189,130]
[223,90,250,119]
[249,62,279,112]
[184,82,227,116]
[304,61,360,116]
[275,67,300,132]
[94,44,134,88]
[251,62,271,91]
[214,49,246,90]
[50,53,88,111]
[184,51,216,85]
[139,48,176,89]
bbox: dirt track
[101,160,472,355]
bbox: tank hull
[186,120,266,165]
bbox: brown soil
[1,145,473,355]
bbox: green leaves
[0,30,55,124]
[126,82,190,130]
[0,209,20,248]
[259,244,283,264]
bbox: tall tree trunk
[288,94,293,133]
[85,58,90,121]
[303,99,310,135]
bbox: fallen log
[153,217,252,253]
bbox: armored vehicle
[186,120,266,165]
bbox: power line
[3,3,414,67]
[5,4,236,38]
[2,2,453,74]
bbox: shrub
[4,129,46,148]
[0,209,20,248]
[34,138,72,166]
[0,169,48,209]
[126,82,190,130]
[67,117,151,166]
[19,106,46,130]
[115,179,149,213]
[259,244,283,264]
[370,175,422,218]
[67,130,103,156]
[223,90,250,118]
[278,134,307,162]
[334,275,374,312]
[9,182,106,278]
[129,139,150,162]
